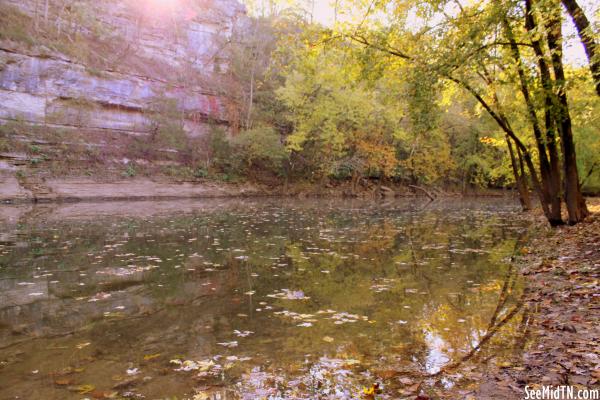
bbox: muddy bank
[441,200,600,399]
[0,175,270,203]
[0,171,518,204]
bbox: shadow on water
[0,197,532,399]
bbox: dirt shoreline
[0,176,272,204]
[443,200,600,399]
[0,174,519,204]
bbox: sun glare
[147,0,180,11]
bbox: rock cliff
[0,0,251,201]
[0,0,246,136]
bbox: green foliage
[570,71,600,193]
[193,167,209,179]
[123,164,136,178]
[232,127,288,173]
[203,125,288,179]
[208,126,236,174]
[29,154,48,165]
[147,97,187,151]
[2,0,597,194]
[0,1,116,69]
[275,43,404,181]
[0,4,34,45]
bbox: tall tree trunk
[503,17,562,223]
[44,0,49,26]
[350,34,560,225]
[506,135,531,211]
[561,0,600,96]
[523,0,564,224]
[245,19,260,130]
[447,76,552,220]
[516,143,533,211]
[546,9,589,224]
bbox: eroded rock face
[0,0,246,136]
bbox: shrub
[193,167,208,178]
[232,126,288,174]
[123,164,136,178]
[208,126,237,173]
[146,97,188,152]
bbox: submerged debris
[267,289,310,300]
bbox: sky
[244,0,598,66]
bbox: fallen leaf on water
[496,360,513,368]
[399,377,414,385]
[90,390,114,399]
[143,353,161,361]
[323,336,334,342]
[91,390,117,399]
[376,369,399,379]
[111,376,139,389]
[75,384,95,394]
[170,359,215,372]
[233,330,253,337]
[217,341,238,348]
[362,383,381,399]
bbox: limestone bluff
[0,0,247,136]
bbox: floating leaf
[76,384,95,394]
[217,341,238,348]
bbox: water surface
[0,198,529,399]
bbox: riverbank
[0,175,269,203]
[443,199,600,399]
[0,172,516,204]
[1,195,597,398]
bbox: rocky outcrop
[0,171,32,202]
[0,0,246,136]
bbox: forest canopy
[223,0,599,224]
[0,0,598,225]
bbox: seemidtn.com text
[524,386,600,400]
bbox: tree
[561,0,600,96]
[276,43,402,183]
[335,0,590,224]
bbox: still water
[0,198,529,399]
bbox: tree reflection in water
[0,198,530,399]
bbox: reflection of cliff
[0,279,50,307]
[0,199,531,400]
[0,268,231,348]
